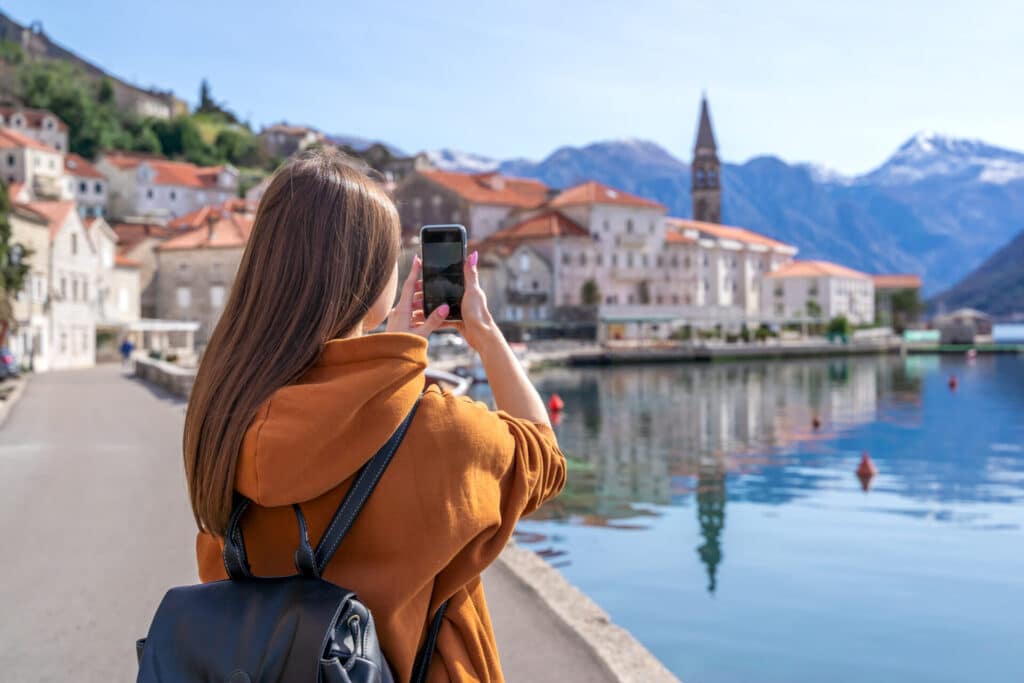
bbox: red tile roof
[766,260,870,280]
[549,181,664,210]
[24,201,76,240]
[64,153,105,179]
[667,217,793,250]
[0,106,68,132]
[872,274,921,290]
[115,254,141,268]
[419,170,549,208]
[102,152,229,189]
[487,210,590,243]
[0,127,59,153]
[112,222,178,253]
[664,229,696,244]
[159,210,254,250]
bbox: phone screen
[421,226,465,321]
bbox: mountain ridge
[426,134,1024,295]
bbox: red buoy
[948,375,958,390]
[548,393,564,413]
[856,452,878,491]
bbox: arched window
[708,169,717,186]
[696,170,706,188]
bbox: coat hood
[235,333,428,506]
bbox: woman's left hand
[386,255,449,338]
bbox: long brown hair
[183,148,401,536]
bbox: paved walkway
[0,366,615,682]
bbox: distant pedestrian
[119,337,135,370]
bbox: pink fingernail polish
[468,251,478,267]
[437,304,449,317]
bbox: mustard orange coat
[196,333,567,682]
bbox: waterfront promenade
[0,366,622,682]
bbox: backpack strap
[410,599,449,683]
[312,394,422,572]
[223,394,422,580]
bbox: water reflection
[696,462,726,593]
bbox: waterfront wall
[133,356,194,398]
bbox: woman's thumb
[419,304,449,336]
[465,250,479,286]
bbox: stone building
[259,123,322,158]
[155,207,254,347]
[392,169,549,240]
[0,105,68,152]
[63,153,107,218]
[691,96,721,224]
[0,127,66,199]
[111,222,177,318]
[96,151,238,220]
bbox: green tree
[827,315,852,340]
[195,79,238,123]
[133,124,163,155]
[0,180,32,344]
[580,279,601,306]
[214,128,261,167]
[0,39,24,65]
[805,299,822,319]
[18,60,125,158]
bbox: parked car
[0,347,19,380]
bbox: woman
[185,148,566,682]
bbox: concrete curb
[0,376,28,429]
[497,542,682,683]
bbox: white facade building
[64,154,109,218]
[761,260,875,324]
[0,128,68,200]
[0,106,69,153]
[96,152,238,220]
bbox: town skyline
[14,0,1024,176]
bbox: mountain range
[931,229,1024,317]
[426,133,1024,298]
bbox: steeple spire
[691,93,722,224]
[694,95,718,154]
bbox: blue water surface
[475,354,1024,683]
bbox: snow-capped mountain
[425,149,500,173]
[863,131,1024,186]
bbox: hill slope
[931,231,1024,316]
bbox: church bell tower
[691,95,721,224]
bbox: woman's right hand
[457,251,502,353]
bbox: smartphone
[420,224,467,322]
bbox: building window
[451,210,461,223]
[146,189,154,199]
[626,220,634,233]
[79,181,87,194]
[71,234,77,255]
[627,294,635,304]
[649,222,655,234]
[627,253,634,267]
[562,251,570,265]
[684,256,691,269]
[673,294,680,304]
[642,254,648,267]
[656,295,663,304]
[118,288,129,312]
[83,281,88,302]
[6,154,14,167]
[60,330,67,353]
[72,279,79,301]
[603,220,609,232]
[596,253,603,266]
[46,119,55,129]
[431,195,442,209]
[579,252,586,266]
[176,286,192,309]
[49,158,56,170]
[179,263,189,275]
[56,142,62,151]
[210,285,226,308]
[94,182,102,194]
[657,255,663,267]
[532,279,539,290]
[170,190,177,201]
[611,253,618,266]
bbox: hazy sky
[17,0,1024,174]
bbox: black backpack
[137,397,448,683]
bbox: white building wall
[0,111,69,152]
[468,205,512,241]
[49,212,99,369]
[66,175,108,217]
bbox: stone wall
[133,356,195,398]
